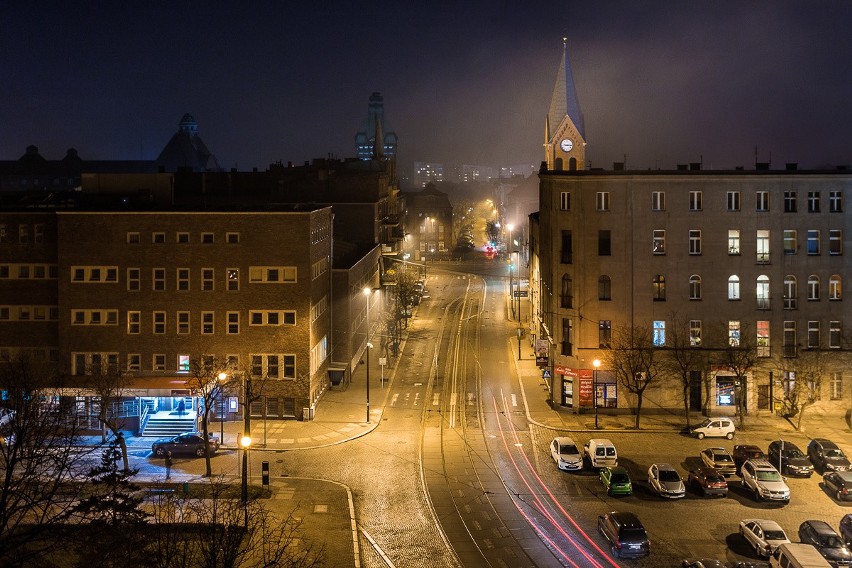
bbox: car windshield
[825,448,845,458]
[560,444,579,455]
[820,535,844,548]
[620,528,647,543]
[715,454,733,462]
[705,473,724,482]
[784,449,804,458]
[659,470,680,482]
[611,473,630,483]
[697,418,712,428]
[764,530,786,541]
[756,470,782,482]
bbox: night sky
[3,2,851,181]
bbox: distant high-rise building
[355,92,398,161]
[413,162,444,187]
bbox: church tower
[544,38,586,171]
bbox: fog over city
[3,2,851,177]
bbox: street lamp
[507,223,514,320]
[240,432,252,527]
[363,286,372,424]
[593,359,601,429]
[217,372,227,443]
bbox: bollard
[262,461,269,487]
[182,482,189,496]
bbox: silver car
[550,437,583,471]
[648,463,685,498]
[739,518,790,558]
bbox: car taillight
[843,488,848,495]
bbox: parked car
[767,440,814,478]
[648,463,685,498]
[739,519,791,558]
[822,471,852,502]
[584,438,618,468]
[798,520,852,567]
[687,467,729,497]
[550,437,583,471]
[741,460,790,503]
[841,514,852,548]
[151,432,221,457]
[770,543,833,568]
[600,466,632,496]
[597,511,650,559]
[808,439,852,473]
[691,417,735,439]
[701,447,737,477]
[682,560,726,568]
[734,444,767,474]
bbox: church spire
[548,37,585,141]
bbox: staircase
[142,413,197,437]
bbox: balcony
[381,215,400,227]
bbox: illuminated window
[178,355,190,372]
[757,321,770,357]
[227,268,239,291]
[728,320,740,346]
[652,274,666,301]
[728,230,740,255]
[690,320,702,346]
[653,321,666,346]
[652,230,665,254]
[784,230,797,254]
[756,275,770,309]
[807,230,820,255]
[756,230,770,263]
[728,275,740,300]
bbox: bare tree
[185,356,231,478]
[604,323,662,428]
[84,364,134,472]
[711,320,758,430]
[661,314,712,428]
[773,349,828,431]
[0,355,93,565]
[146,479,325,568]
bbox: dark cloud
[1,1,849,180]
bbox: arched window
[783,275,798,309]
[653,274,666,301]
[808,275,820,300]
[554,157,563,171]
[560,274,573,308]
[756,275,770,309]
[829,274,842,300]
[689,275,702,300]
[728,275,740,300]
[568,157,578,171]
[598,275,611,301]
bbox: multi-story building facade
[1,199,334,427]
[532,39,851,418]
[401,183,454,262]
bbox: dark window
[598,230,611,256]
[598,275,611,301]
[561,230,572,264]
[560,274,573,308]
[653,274,666,301]
[599,320,611,348]
[561,318,573,356]
[784,191,797,213]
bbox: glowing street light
[363,287,373,423]
[593,359,601,429]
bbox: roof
[548,38,585,140]
[155,114,221,172]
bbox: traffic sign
[513,290,528,297]
[542,370,552,379]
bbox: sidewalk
[510,337,852,439]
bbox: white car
[647,463,685,498]
[691,417,735,439]
[739,519,790,558]
[741,460,790,503]
[550,437,583,471]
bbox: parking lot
[532,424,852,565]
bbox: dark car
[151,432,220,457]
[808,438,852,473]
[841,514,852,548]
[734,444,767,474]
[597,511,650,559]
[682,560,725,568]
[798,520,852,567]
[823,471,852,502]
[687,467,729,497]
[767,440,814,477]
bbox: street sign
[513,290,528,297]
[542,370,552,379]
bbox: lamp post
[593,359,601,429]
[363,286,372,424]
[239,431,251,527]
[217,372,226,444]
[507,223,514,320]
